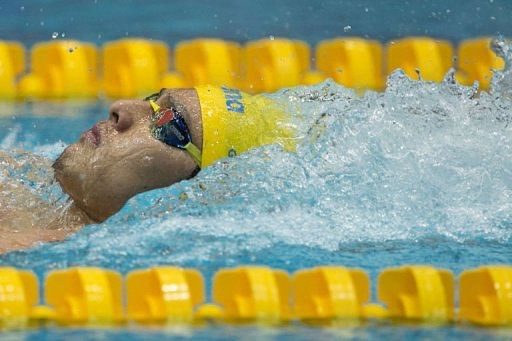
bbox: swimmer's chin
[54,169,112,223]
[55,182,115,223]
[52,149,111,223]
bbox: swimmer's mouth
[83,124,101,146]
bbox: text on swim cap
[222,86,245,113]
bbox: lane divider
[243,38,320,93]
[0,37,506,99]
[316,38,384,91]
[103,38,169,98]
[0,265,511,329]
[0,41,25,99]
[459,265,512,325]
[126,267,204,323]
[44,267,123,325]
[378,266,454,322]
[386,37,454,83]
[172,38,242,90]
[17,40,99,99]
[211,266,291,322]
[456,37,506,90]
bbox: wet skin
[53,88,203,222]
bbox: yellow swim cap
[195,85,296,168]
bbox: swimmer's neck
[67,201,97,225]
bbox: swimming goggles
[148,99,202,167]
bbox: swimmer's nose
[108,100,147,132]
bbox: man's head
[53,88,203,222]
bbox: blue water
[2,64,512,338]
[2,0,512,339]
[1,0,512,47]
[4,324,512,341]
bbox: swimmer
[1,86,298,253]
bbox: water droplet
[52,32,58,39]
[343,25,351,32]
[40,21,45,26]
[61,33,65,38]
[97,34,102,39]
[269,35,275,40]
[20,6,25,11]
[364,7,369,12]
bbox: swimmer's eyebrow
[143,88,165,102]
[145,89,187,116]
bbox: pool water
[3,0,512,48]
[1,41,512,338]
[4,323,512,341]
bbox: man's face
[53,89,200,222]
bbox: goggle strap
[150,99,202,167]
[184,142,202,166]
[149,100,161,112]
